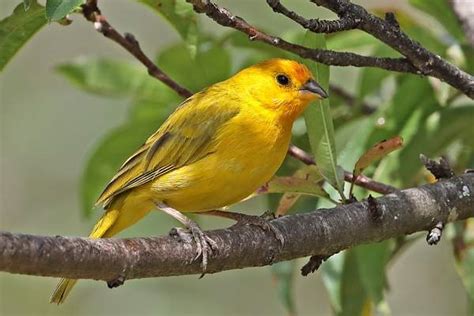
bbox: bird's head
[231,58,328,122]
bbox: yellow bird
[50,58,327,304]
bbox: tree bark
[1,174,473,282]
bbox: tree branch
[81,1,192,98]
[1,174,472,280]
[186,0,418,73]
[266,0,360,33]
[186,0,473,99]
[310,0,474,98]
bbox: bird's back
[96,82,292,212]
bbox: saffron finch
[50,58,327,304]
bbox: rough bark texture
[1,174,473,281]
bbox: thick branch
[2,174,472,280]
[311,0,474,99]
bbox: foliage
[1,0,473,315]
[45,0,83,21]
[0,1,47,71]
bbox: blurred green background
[1,0,472,315]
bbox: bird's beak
[300,79,328,99]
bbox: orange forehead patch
[255,59,313,83]
[241,58,314,86]
[292,62,312,82]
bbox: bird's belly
[151,136,288,211]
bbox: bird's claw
[189,225,218,269]
[169,226,218,271]
[232,212,284,246]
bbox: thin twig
[81,1,192,98]
[1,173,472,280]
[420,154,455,180]
[426,221,444,245]
[287,145,397,194]
[266,0,360,33]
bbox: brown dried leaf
[354,136,404,177]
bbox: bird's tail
[50,196,153,304]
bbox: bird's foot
[232,211,284,246]
[169,224,218,271]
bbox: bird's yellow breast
[150,108,292,211]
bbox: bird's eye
[276,74,290,86]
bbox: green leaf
[274,165,324,216]
[339,251,370,316]
[129,95,178,122]
[354,241,392,307]
[457,222,474,312]
[320,252,346,313]
[358,69,388,101]
[272,261,297,316]
[327,31,378,51]
[45,0,83,21]
[336,116,376,170]
[462,45,474,75]
[300,32,345,200]
[371,76,439,186]
[0,1,47,71]
[321,251,370,316]
[393,105,474,182]
[401,19,448,56]
[358,44,398,101]
[157,42,231,91]
[425,105,474,150]
[409,0,464,41]
[137,0,198,56]
[447,220,474,313]
[56,58,159,98]
[80,119,166,217]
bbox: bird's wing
[96,91,240,207]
